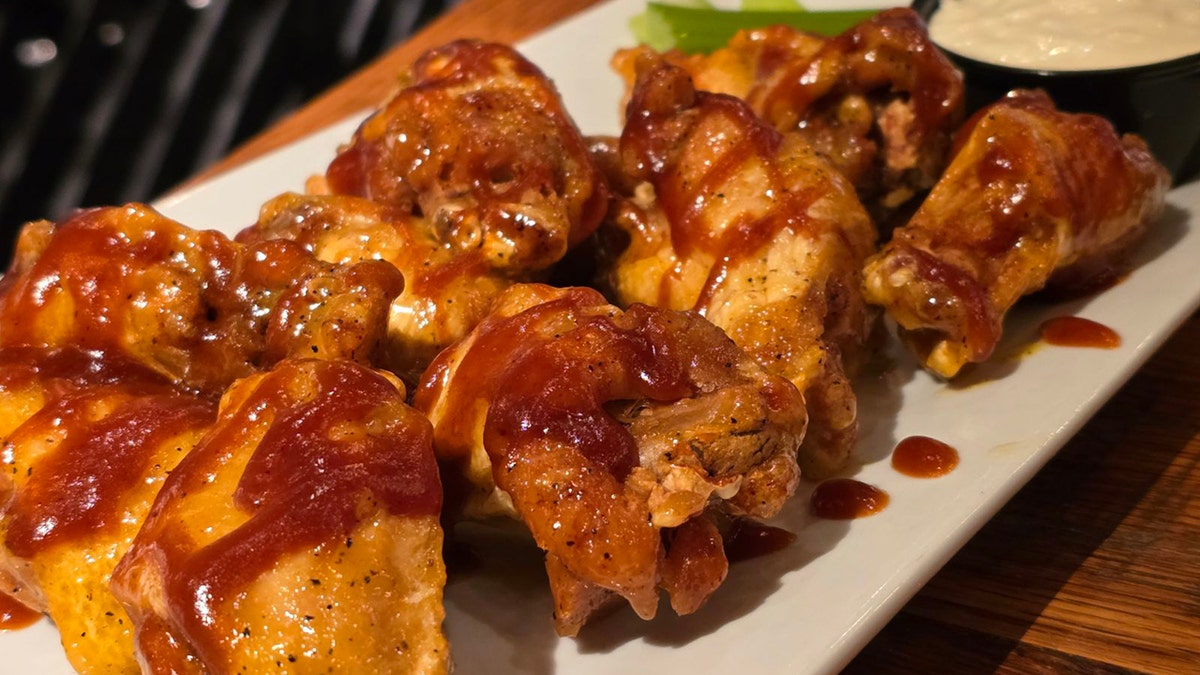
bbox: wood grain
[190,0,1200,672]
[846,314,1200,674]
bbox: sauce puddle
[810,479,889,520]
[723,519,796,562]
[892,436,959,478]
[1040,317,1121,349]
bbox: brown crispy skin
[244,192,511,385]
[247,41,609,383]
[111,359,449,675]
[862,90,1170,378]
[415,283,806,635]
[598,57,876,478]
[613,8,964,220]
[0,204,402,397]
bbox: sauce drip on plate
[810,479,889,520]
[0,592,39,631]
[892,436,960,478]
[723,519,796,562]
[1040,317,1121,349]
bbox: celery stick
[631,3,878,54]
[740,0,805,10]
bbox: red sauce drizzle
[5,387,215,558]
[1040,317,1121,349]
[0,209,176,353]
[0,347,214,557]
[754,9,961,145]
[488,304,695,479]
[0,346,165,395]
[324,41,606,244]
[897,245,999,363]
[723,518,797,563]
[810,479,889,520]
[891,436,959,478]
[0,592,39,631]
[417,287,699,479]
[153,360,440,667]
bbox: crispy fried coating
[597,58,876,477]
[0,204,409,673]
[266,41,607,382]
[244,193,511,385]
[614,8,964,220]
[325,40,606,240]
[111,359,449,675]
[415,283,806,635]
[862,90,1170,378]
[0,348,215,675]
[0,204,402,396]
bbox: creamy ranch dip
[928,0,1200,71]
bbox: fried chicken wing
[0,348,215,674]
[862,90,1170,378]
[597,58,876,477]
[258,41,606,382]
[0,204,402,395]
[111,359,448,674]
[614,8,964,220]
[0,204,410,673]
[414,283,807,635]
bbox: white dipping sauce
[928,0,1200,71]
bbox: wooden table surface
[198,1,1200,672]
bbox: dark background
[0,0,454,263]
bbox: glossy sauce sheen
[0,206,403,396]
[1041,317,1121,349]
[0,592,40,631]
[5,387,214,557]
[810,479,890,519]
[963,100,1130,259]
[0,347,216,557]
[324,40,606,245]
[0,207,267,394]
[866,88,1167,377]
[0,346,165,393]
[414,284,807,629]
[754,9,961,139]
[723,519,797,563]
[419,287,694,477]
[150,360,439,667]
[622,68,823,312]
[892,436,959,478]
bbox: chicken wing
[415,283,807,635]
[0,204,402,395]
[111,359,449,674]
[0,348,215,674]
[862,90,1170,378]
[614,8,964,221]
[0,203,407,673]
[269,40,607,382]
[597,57,876,477]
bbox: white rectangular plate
[5,1,1200,673]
